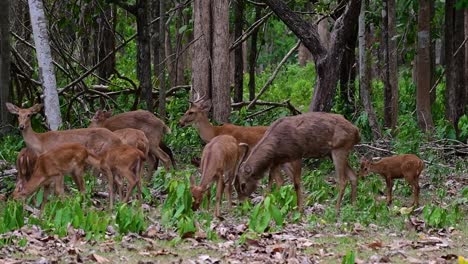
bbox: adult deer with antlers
[179,94,302,208]
[237,112,361,214]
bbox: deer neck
[22,123,44,154]
[193,115,217,143]
[369,162,387,175]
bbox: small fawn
[359,154,425,207]
[190,135,249,218]
[13,143,95,200]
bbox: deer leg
[345,163,358,205]
[103,166,114,210]
[290,160,303,212]
[332,150,349,215]
[206,188,211,210]
[268,165,283,191]
[224,171,233,210]
[215,176,224,218]
[145,152,157,180]
[71,166,86,193]
[153,147,172,171]
[123,170,137,203]
[385,178,394,205]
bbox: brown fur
[92,144,146,209]
[6,103,123,203]
[12,143,95,201]
[190,135,248,218]
[179,99,302,201]
[359,154,424,206]
[89,110,174,178]
[238,112,361,214]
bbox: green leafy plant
[423,204,461,228]
[249,194,284,233]
[0,201,24,234]
[115,202,147,234]
[341,250,356,264]
[161,173,196,236]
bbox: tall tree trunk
[136,0,152,111]
[453,8,465,136]
[211,0,230,122]
[96,6,116,80]
[158,0,166,117]
[339,22,358,117]
[359,0,381,140]
[248,5,261,101]
[465,9,468,111]
[152,0,160,103]
[445,0,455,126]
[264,0,361,112]
[382,0,398,129]
[0,0,11,135]
[28,0,62,130]
[191,0,211,99]
[416,0,434,131]
[429,0,436,104]
[233,0,244,103]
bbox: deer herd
[5,96,425,218]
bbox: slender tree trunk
[28,0,62,130]
[233,0,244,103]
[465,9,468,110]
[96,6,116,80]
[211,0,230,122]
[159,0,166,118]
[430,0,436,104]
[136,0,152,111]
[445,0,455,125]
[191,0,211,99]
[359,0,381,139]
[382,0,398,129]
[416,0,434,131]
[152,0,160,101]
[339,22,358,116]
[454,8,465,135]
[248,5,261,101]
[0,0,11,134]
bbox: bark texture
[233,0,244,103]
[28,0,62,130]
[211,0,230,122]
[0,0,11,134]
[416,0,434,131]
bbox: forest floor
[0,164,467,264]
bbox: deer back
[112,128,150,157]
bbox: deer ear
[5,103,19,114]
[238,143,249,162]
[30,104,43,113]
[199,100,212,112]
[189,174,196,186]
[103,110,112,119]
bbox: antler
[190,87,208,104]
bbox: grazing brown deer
[94,144,146,209]
[359,154,424,207]
[178,96,302,201]
[190,135,249,218]
[237,112,361,214]
[89,110,175,178]
[12,143,96,200]
[6,103,123,203]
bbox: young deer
[190,135,249,218]
[12,143,96,200]
[359,154,424,207]
[89,110,175,177]
[179,96,301,199]
[237,112,361,214]
[95,144,146,209]
[6,103,122,201]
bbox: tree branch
[247,41,300,109]
[264,0,326,58]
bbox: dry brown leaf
[367,240,384,250]
[90,253,110,263]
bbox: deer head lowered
[189,135,249,218]
[237,112,361,214]
[178,95,303,209]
